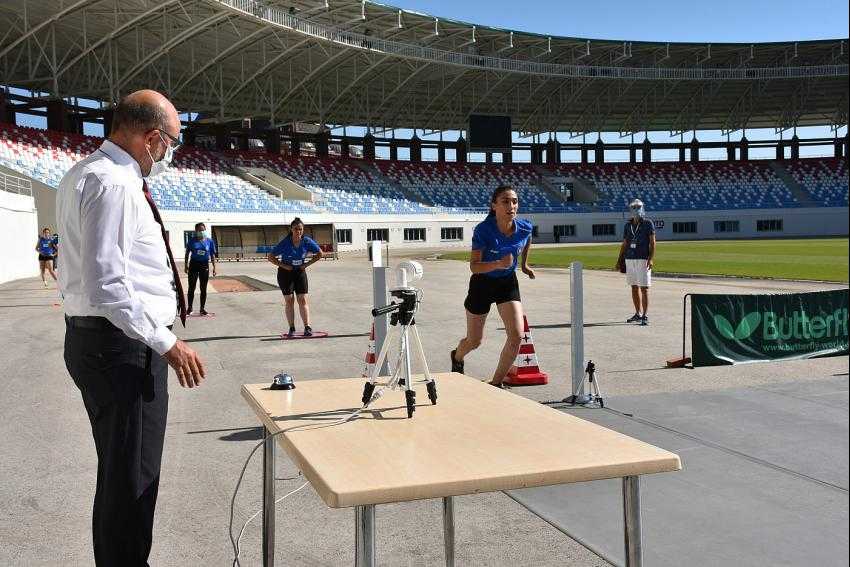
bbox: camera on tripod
[362,261,437,418]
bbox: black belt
[65,315,118,330]
[65,315,173,332]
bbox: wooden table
[242,373,681,566]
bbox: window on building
[756,219,783,232]
[592,224,616,237]
[553,224,576,237]
[441,227,464,241]
[366,228,390,242]
[335,228,352,244]
[672,221,697,234]
[714,220,740,233]
[403,228,426,242]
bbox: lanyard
[629,221,640,241]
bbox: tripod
[563,360,604,407]
[361,287,437,418]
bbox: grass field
[442,238,849,282]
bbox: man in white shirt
[57,89,205,566]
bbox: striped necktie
[142,181,187,327]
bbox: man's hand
[184,264,189,274]
[212,265,217,277]
[164,340,206,388]
[522,265,536,279]
[646,259,654,271]
[497,253,513,270]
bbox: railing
[0,171,33,197]
[215,0,848,81]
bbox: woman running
[35,227,58,287]
[268,218,324,337]
[184,222,217,315]
[450,185,536,387]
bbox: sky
[384,0,849,43]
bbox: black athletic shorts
[38,254,54,262]
[277,266,308,295]
[463,272,521,315]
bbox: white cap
[629,199,644,209]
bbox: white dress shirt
[57,139,178,355]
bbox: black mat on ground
[509,377,849,567]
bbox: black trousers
[64,317,169,567]
[187,262,209,310]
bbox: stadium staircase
[768,161,818,207]
[351,160,434,206]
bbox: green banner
[691,289,849,367]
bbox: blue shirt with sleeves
[186,237,217,264]
[471,216,533,279]
[623,218,655,260]
[272,235,321,268]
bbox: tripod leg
[405,389,416,418]
[409,325,433,383]
[369,322,398,384]
[363,324,399,405]
[410,325,437,404]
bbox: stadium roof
[0,0,847,136]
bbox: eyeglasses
[158,129,182,152]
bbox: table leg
[443,496,455,567]
[263,426,275,567]
[355,505,376,567]
[622,475,642,567]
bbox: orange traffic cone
[504,315,549,386]
[361,324,376,378]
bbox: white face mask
[144,133,174,178]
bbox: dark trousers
[64,317,169,567]
[187,262,209,310]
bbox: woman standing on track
[184,222,217,316]
[267,218,324,337]
[450,185,536,388]
[35,227,58,287]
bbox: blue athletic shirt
[272,235,321,268]
[37,236,55,256]
[186,237,217,264]
[471,215,533,278]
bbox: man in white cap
[616,199,656,325]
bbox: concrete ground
[0,252,846,566]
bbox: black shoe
[287,327,296,337]
[626,313,641,323]
[450,350,464,373]
[304,326,313,337]
[187,308,194,316]
[200,309,208,316]
[640,315,649,326]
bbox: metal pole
[355,505,376,567]
[570,261,588,401]
[442,497,455,567]
[262,426,275,567]
[622,476,643,567]
[371,240,389,376]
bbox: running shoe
[200,309,208,316]
[187,308,193,316]
[303,326,313,337]
[626,313,641,323]
[450,349,464,373]
[640,315,649,326]
[286,327,296,338]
